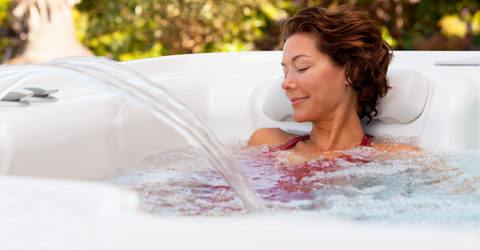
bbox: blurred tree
[7,0,92,64]
[357,0,480,50]
[1,0,480,62]
[1,0,92,64]
[277,0,480,50]
[0,0,19,63]
[74,0,292,60]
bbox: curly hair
[281,5,392,123]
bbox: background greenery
[1,0,480,62]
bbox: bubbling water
[107,136,480,231]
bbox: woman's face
[281,33,350,123]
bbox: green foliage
[0,0,9,22]
[74,0,293,60]
[0,0,11,60]
[1,0,480,62]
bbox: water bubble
[105,135,480,231]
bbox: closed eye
[298,67,310,72]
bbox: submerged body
[107,139,480,231]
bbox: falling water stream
[0,57,265,211]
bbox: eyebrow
[281,54,310,66]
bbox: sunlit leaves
[73,0,292,60]
[0,0,11,60]
[0,0,9,23]
[438,15,468,37]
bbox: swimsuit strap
[271,134,373,151]
[360,134,373,147]
[271,135,310,151]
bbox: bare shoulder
[372,142,421,153]
[247,128,295,147]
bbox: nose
[281,73,297,91]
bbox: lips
[289,96,309,106]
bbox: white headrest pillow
[262,68,430,125]
[377,69,430,123]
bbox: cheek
[304,72,344,101]
[302,73,346,115]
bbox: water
[0,57,264,211]
[107,137,480,231]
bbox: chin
[293,112,310,123]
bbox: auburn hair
[281,5,392,122]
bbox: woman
[248,5,415,162]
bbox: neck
[307,100,364,151]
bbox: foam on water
[106,136,480,230]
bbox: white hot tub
[0,51,479,249]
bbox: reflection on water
[106,136,480,230]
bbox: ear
[343,68,352,86]
[345,78,352,86]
